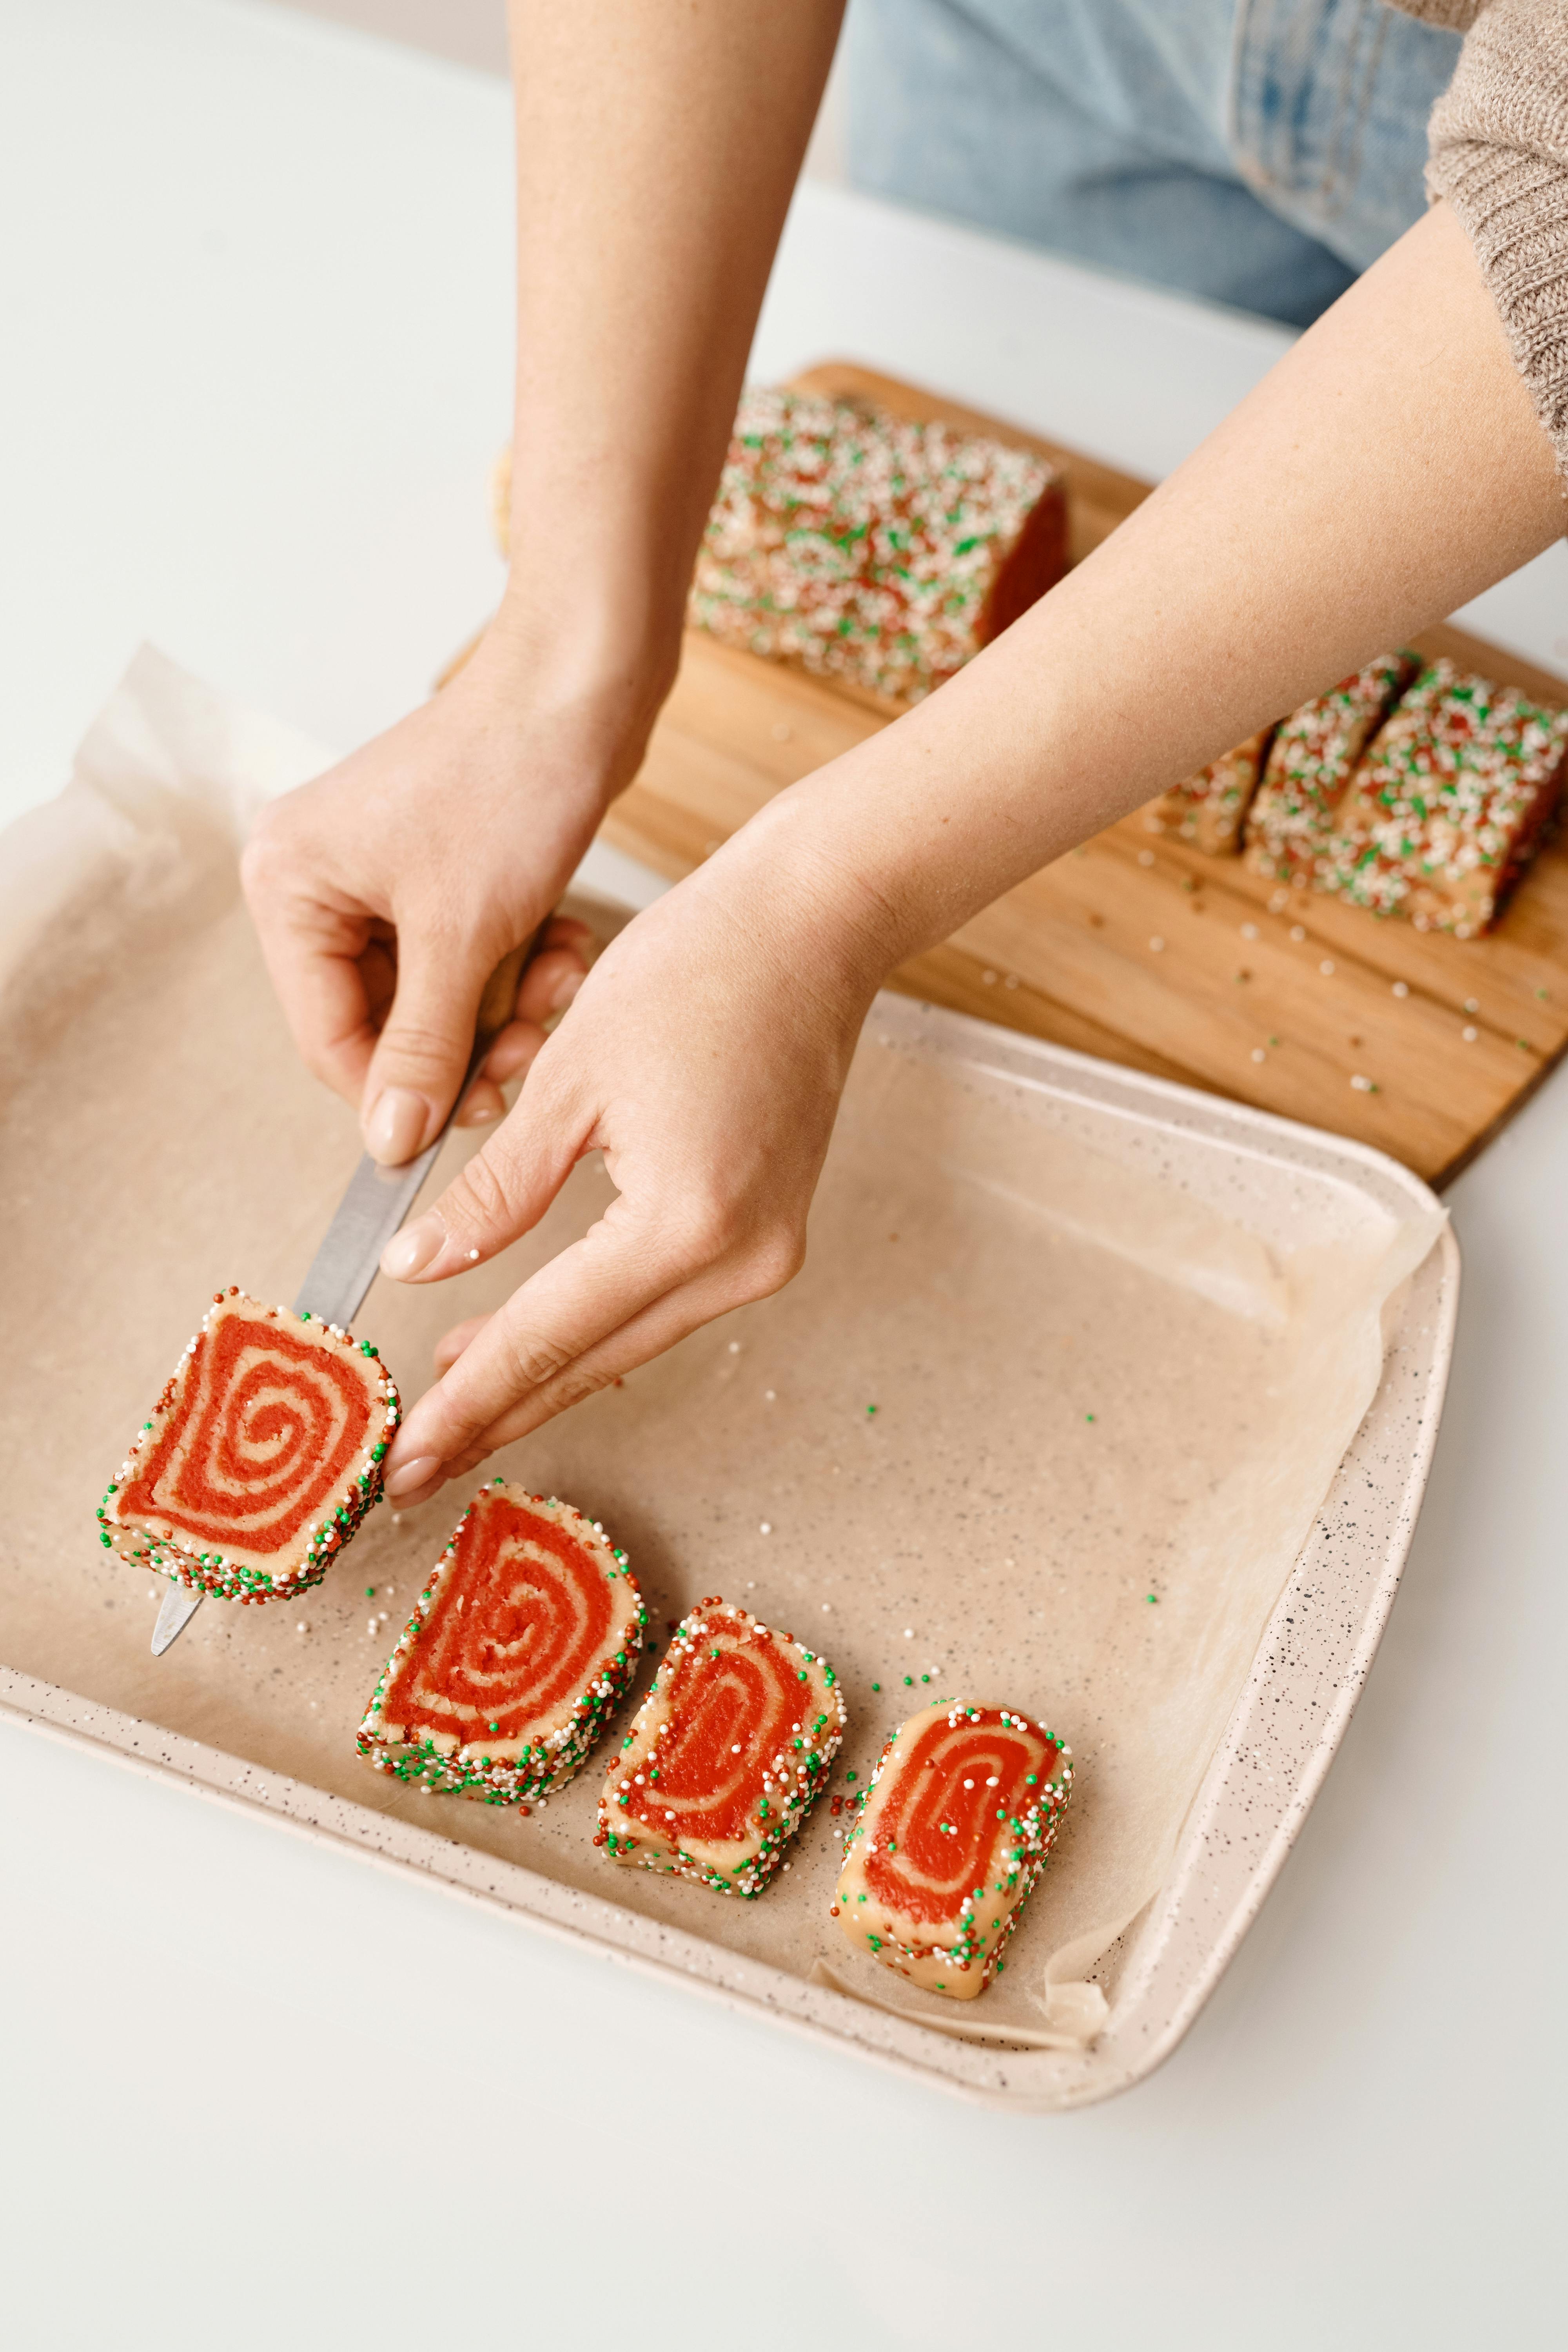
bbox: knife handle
[457,916,554,1103]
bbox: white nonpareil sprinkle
[1290,925,1306,942]
[759,1521,772,1535]
[1320,959,1335,976]
[728,1339,740,1353]
[1251,1047,1266,1063]
[821,1603,831,1613]
[903,1628,914,1639]
[1465,996,1479,1014]
[296,1621,308,1634]
[1350,1074,1373,1093]
[1392,980,1410,998]
[1137,849,1154,867]
[1463,1025,1479,1043]
[467,1248,479,1262]
[764,1389,776,1401]
[1149,936,1165,953]
[1240,922,1258,939]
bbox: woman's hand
[376,808,891,1505]
[240,618,671,1160]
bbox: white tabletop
[2,5,1562,2345]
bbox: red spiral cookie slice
[597,1599,844,1896]
[98,1288,400,1602]
[835,1699,1072,1998]
[358,1481,645,1807]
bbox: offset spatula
[151,936,540,1656]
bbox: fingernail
[364,1086,428,1166]
[385,1454,441,1499]
[550,967,584,1013]
[381,1212,445,1281]
[455,1080,504,1128]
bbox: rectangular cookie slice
[1152,728,1274,854]
[687,385,1068,703]
[835,1699,1071,2000]
[1321,660,1568,936]
[98,1287,400,1603]
[596,1597,845,1896]
[358,1479,644,1808]
[1244,651,1420,887]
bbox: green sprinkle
[872,1682,881,1692]
[1085,1412,1096,1423]
[866,1404,878,1417]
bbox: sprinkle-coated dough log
[597,1597,845,1896]
[1244,652,1420,887]
[688,386,1067,702]
[358,1480,644,1806]
[1322,660,1568,935]
[98,1287,400,1602]
[1153,729,1275,854]
[835,1700,1072,1999]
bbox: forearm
[742,201,1565,982]
[495,0,844,707]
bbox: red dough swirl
[862,1712,1059,1926]
[120,1315,371,1553]
[383,1495,621,1742]
[620,1630,804,1847]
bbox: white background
[2,5,1563,2345]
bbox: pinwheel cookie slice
[98,1288,400,1603]
[835,1700,1072,1999]
[1153,729,1275,855]
[597,1598,845,1896]
[358,1481,644,1807]
[1243,651,1419,887]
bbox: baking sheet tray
[0,653,1457,2108]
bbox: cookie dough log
[1323,661,1568,936]
[688,386,1069,703]
[98,1288,400,1603]
[1152,729,1275,854]
[834,1699,1072,2000]
[359,1480,644,1807]
[1244,652,1420,887]
[597,1598,845,1896]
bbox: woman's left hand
[376,807,889,1506]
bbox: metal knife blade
[152,930,543,1656]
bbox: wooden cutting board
[558,362,1568,1185]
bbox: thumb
[360,926,494,1165]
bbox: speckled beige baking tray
[0,653,1458,2109]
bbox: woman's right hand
[240,613,675,1161]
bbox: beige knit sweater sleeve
[1392,0,1568,477]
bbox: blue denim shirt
[845,0,1463,325]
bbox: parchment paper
[0,649,1443,2045]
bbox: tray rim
[2,999,1458,2111]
